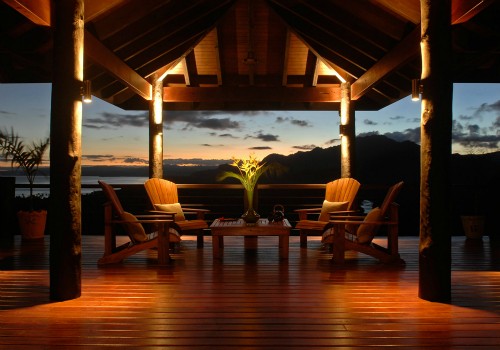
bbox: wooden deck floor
[1,234,500,349]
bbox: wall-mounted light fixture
[153,122,163,135]
[339,124,348,136]
[412,78,422,101]
[81,80,92,103]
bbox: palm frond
[0,128,49,209]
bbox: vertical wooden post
[340,82,356,178]
[49,0,84,301]
[418,0,453,302]
[149,73,163,179]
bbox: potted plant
[217,154,284,223]
[0,128,50,239]
[461,190,485,240]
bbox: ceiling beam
[2,0,51,26]
[351,25,420,101]
[1,0,129,26]
[84,0,131,22]
[163,86,342,103]
[84,30,151,100]
[451,0,495,24]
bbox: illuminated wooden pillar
[149,73,163,179]
[49,0,84,301]
[340,82,356,178]
[418,0,453,302]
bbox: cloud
[459,100,500,122]
[0,110,15,116]
[82,154,116,162]
[452,119,500,150]
[219,133,238,138]
[84,112,148,129]
[290,119,310,127]
[181,117,240,130]
[257,133,279,142]
[84,111,244,131]
[390,115,405,121]
[246,131,280,142]
[379,120,499,151]
[492,116,500,130]
[123,157,149,164]
[292,144,317,150]
[474,100,500,116]
[164,110,271,130]
[202,143,225,147]
[164,158,230,166]
[363,119,377,125]
[275,116,311,127]
[249,146,272,150]
[324,138,341,146]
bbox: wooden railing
[11,182,410,234]
[11,181,492,238]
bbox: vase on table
[241,188,260,223]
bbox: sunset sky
[0,83,499,167]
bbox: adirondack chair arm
[294,208,321,220]
[182,207,209,220]
[329,219,398,225]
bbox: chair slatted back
[324,178,361,210]
[98,180,125,216]
[379,181,404,216]
[144,178,179,206]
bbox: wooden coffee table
[210,218,292,259]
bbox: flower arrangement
[218,154,270,193]
[217,153,283,223]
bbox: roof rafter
[84,30,151,100]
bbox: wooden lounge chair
[144,178,209,248]
[97,180,175,266]
[324,181,405,264]
[295,178,361,247]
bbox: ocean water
[10,175,148,197]
[8,175,374,212]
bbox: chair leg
[197,230,204,248]
[300,231,307,248]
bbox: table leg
[212,235,222,258]
[244,236,258,249]
[279,235,289,259]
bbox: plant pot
[17,210,47,240]
[461,215,485,239]
[241,208,260,224]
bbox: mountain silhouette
[187,135,423,185]
[186,134,498,187]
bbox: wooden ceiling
[1,0,498,111]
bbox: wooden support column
[149,73,163,179]
[49,0,84,301]
[418,0,453,302]
[340,82,356,178]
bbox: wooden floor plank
[1,235,500,349]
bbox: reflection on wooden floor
[1,235,500,349]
